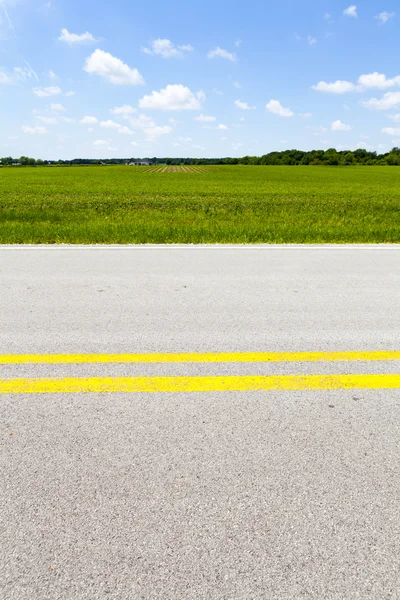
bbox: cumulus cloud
[313,72,400,95]
[36,116,58,125]
[33,86,61,97]
[100,119,121,129]
[375,11,395,24]
[84,49,144,85]
[125,113,173,140]
[266,99,294,117]
[343,5,358,18]
[50,103,66,112]
[80,116,98,124]
[117,126,134,135]
[195,114,216,122]
[217,124,228,130]
[65,90,75,97]
[234,100,255,110]
[207,47,237,62]
[312,80,356,93]
[145,125,173,140]
[361,92,400,110]
[110,104,136,115]
[358,72,400,89]
[331,120,352,131]
[142,39,193,58]
[59,28,97,44]
[139,84,203,110]
[382,127,400,136]
[100,119,134,135]
[22,125,47,134]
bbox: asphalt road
[1,245,400,599]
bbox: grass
[0,165,399,243]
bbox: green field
[1,165,399,243]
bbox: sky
[1,0,399,159]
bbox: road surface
[1,245,400,599]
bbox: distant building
[128,161,151,166]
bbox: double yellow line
[1,351,400,394]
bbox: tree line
[1,147,400,167]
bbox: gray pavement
[1,245,400,599]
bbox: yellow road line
[1,351,400,365]
[1,374,400,394]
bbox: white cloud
[312,80,356,93]
[145,125,173,140]
[382,127,400,136]
[207,47,237,62]
[131,141,138,147]
[139,84,203,110]
[22,125,47,135]
[65,90,75,97]
[195,114,216,122]
[389,113,400,122]
[49,70,56,79]
[213,88,223,95]
[117,126,134,135]
[331,119,352,131]
[169,118,178,125]
[308,36,317,45]
[59,28,96,45]
[110,104,136,115]
[93,140,107,146]
[324,12,332,20]
[84,49,144,85]
[234,100,255,110]
[362,92,400,110]
[233,81,241,89]
[61,117,76,123]
[266,99,294,117]
[127,114,155,130]
[358,72,400,89]
[36,116,58,124]
[299,112,312,118]
[234,39,242,47]
[375,11,395,24]
[33,86,61,97]
[177,136,192,142]
[307,126,328,135]
[141,39,193,58]
[192,144,205,150]
[100,120,134,135]
[343,5,358,18]
[14,63,38,82]
[100,119,121,129]
[50,103,66,112]
[80,116,98,124]
[124,113,173,140]
[344,104,351,110]
[217,124,228,130]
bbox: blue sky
[1,0,399,159]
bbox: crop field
[0,165,399,243]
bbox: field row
[144,165,206,173]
